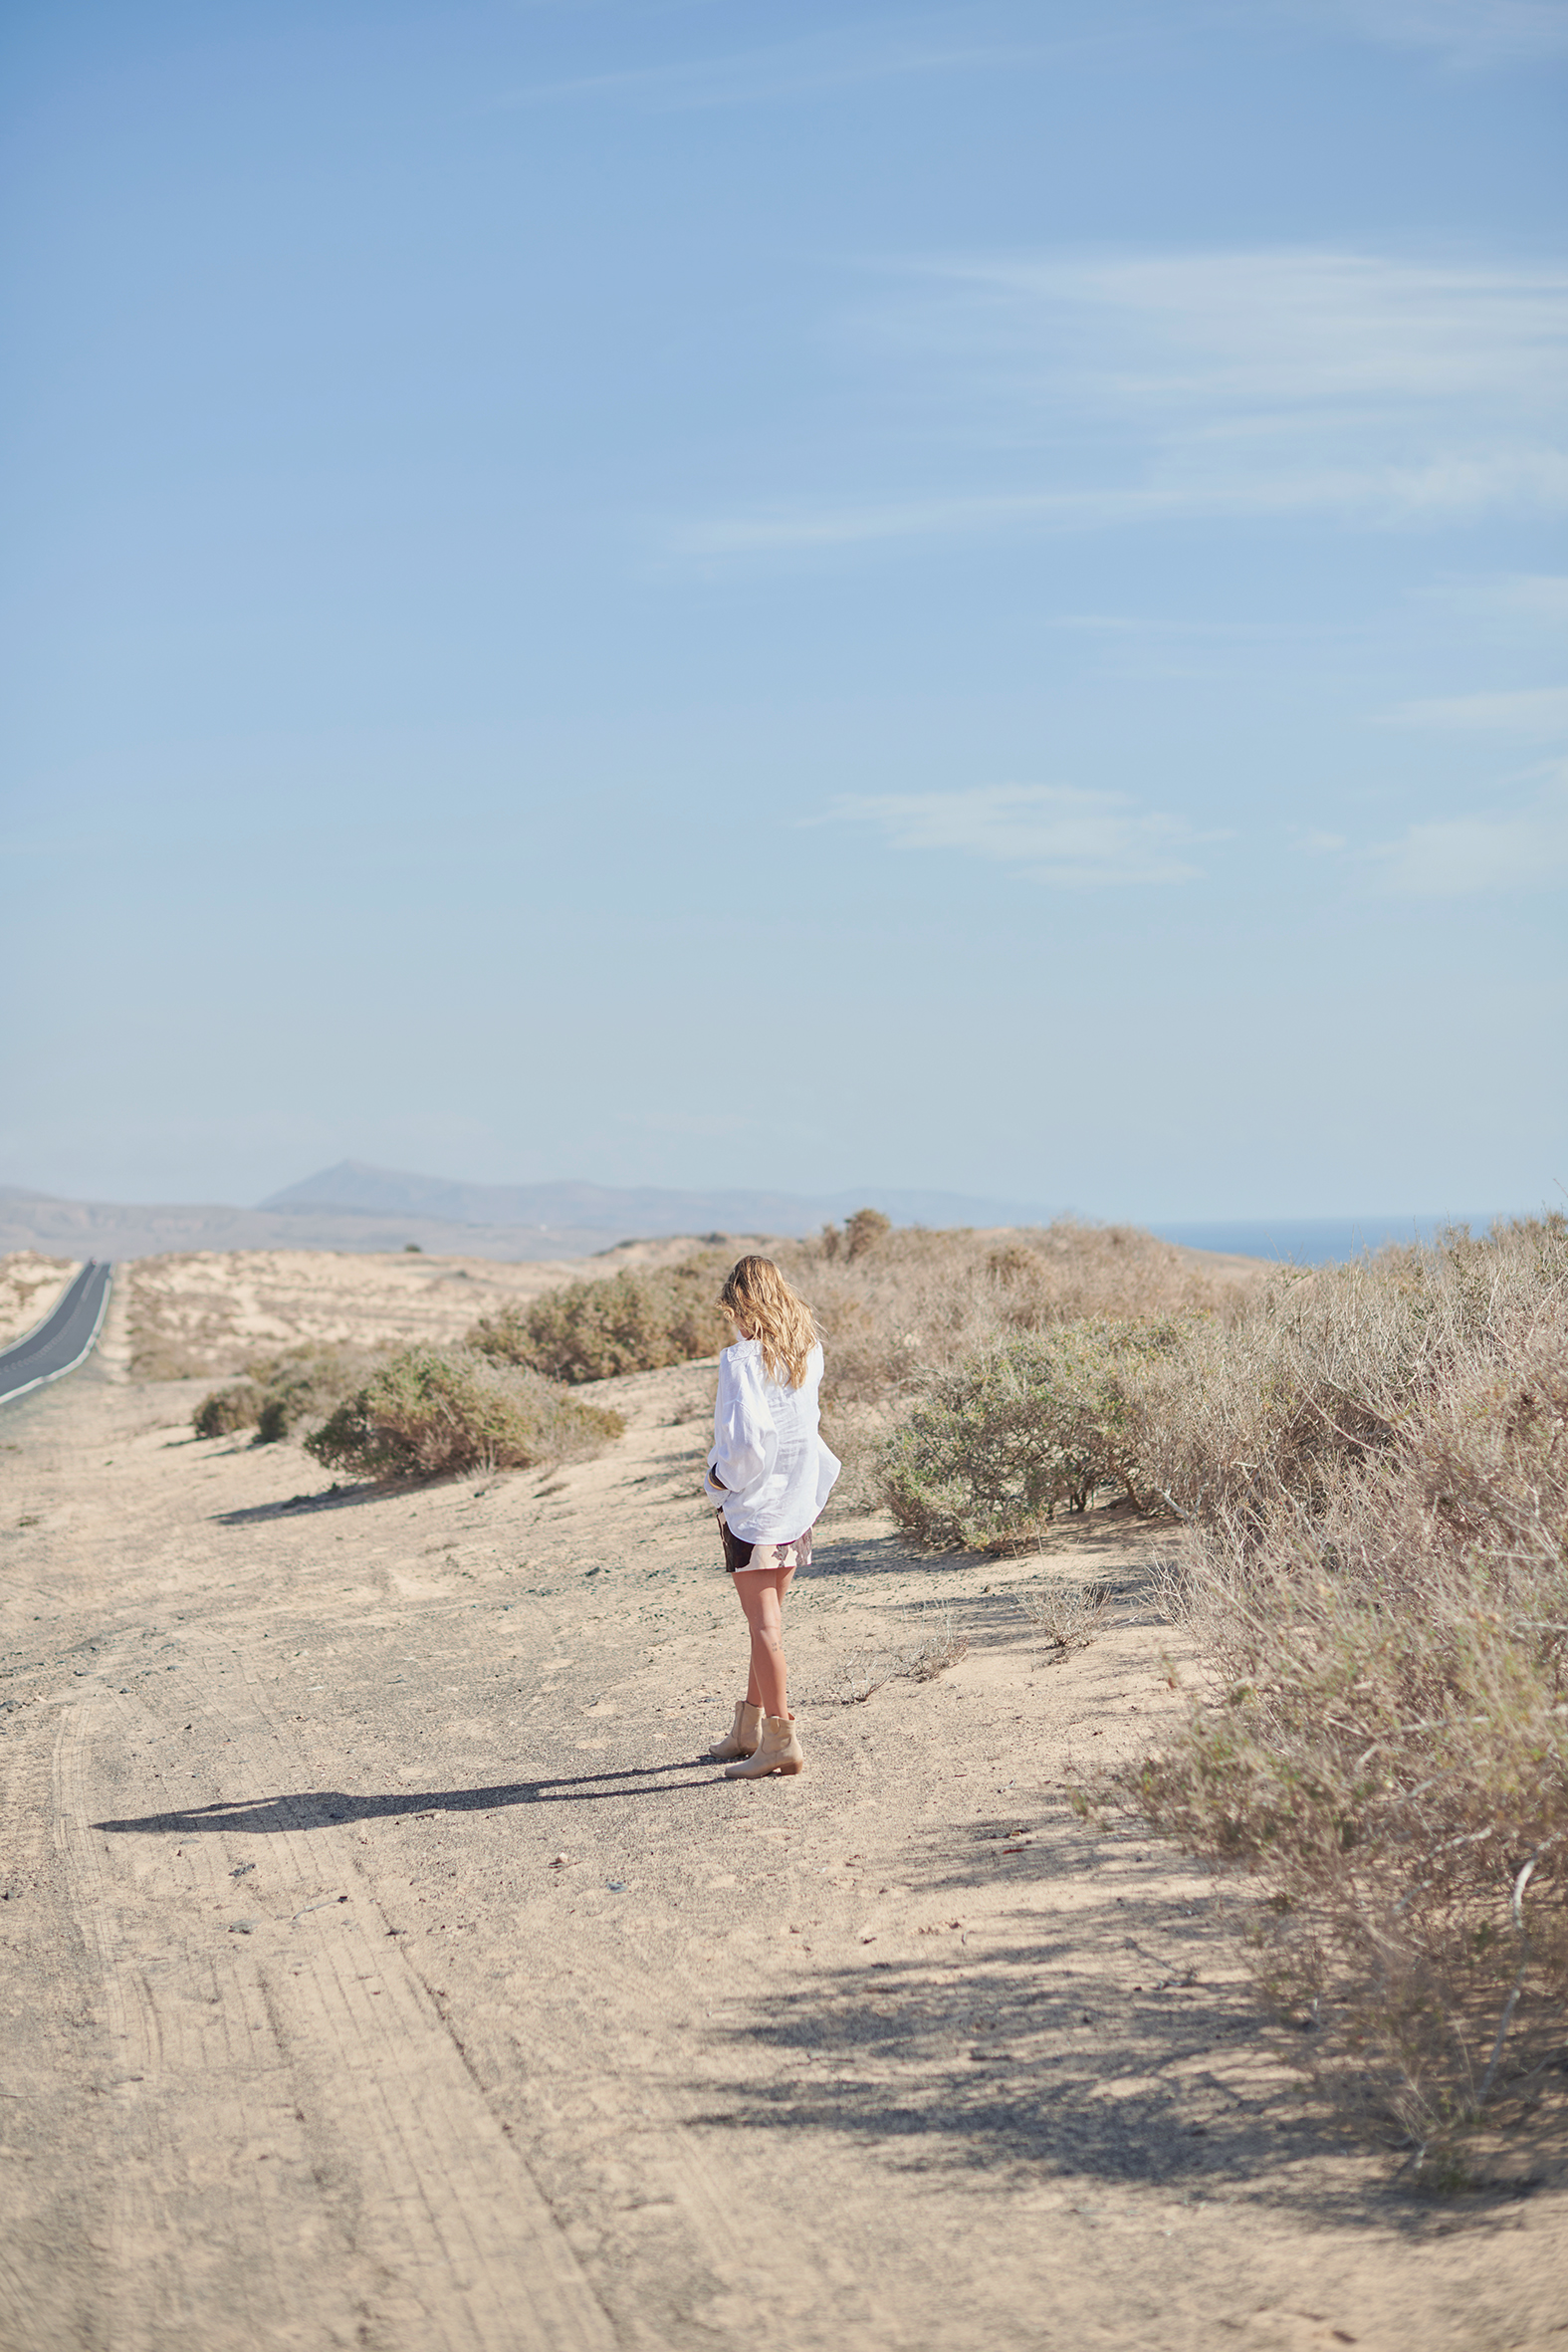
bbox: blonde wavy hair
[719,1256,819,1389]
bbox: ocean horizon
[1151,1214,1511,1267]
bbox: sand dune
[4,1237,749,1383]
[0,1251,82,1348]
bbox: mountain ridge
[0,1163,1063,1264]
[258,1158,1061,1236]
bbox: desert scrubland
[120,1236,732,1382]
[1,1219,1563,2352]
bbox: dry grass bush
[192,1381,266,1439]
[1125,1216,1568,2165]
[905,1600,970,1680]
[859,1212,1568,2159]
[1018,1576,1115,1655]
[831,1601,969,1703]
[305,1346,624,1483]
[792,1216,1254,1510]
[468,1252,732,1384]
[455,1216,1249,1411]
[877,1319,1189,1550]
[782,1217,1252,1409]
[816,1405,900,1513]
[193,1344,385,1445]
[816,1206,892,1261]
[1134,1217,1568,1529]
[457,1215,1247,1529]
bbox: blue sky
[2,0,1564,1220]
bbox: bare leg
[734,1565,793,1719]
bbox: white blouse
[704,1337,841,1544]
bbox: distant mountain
[4,1172,1493,1271]
[259,1159,1061,1238]
[0,1185,612,1263]
[0,1163,1061,1265]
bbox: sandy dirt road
[1,1283,1563,2351]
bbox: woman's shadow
[94,1756,720,1839]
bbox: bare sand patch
[0,1251,81,1346]
[0,1278,1560,2349]
[120,1247,597,1379]
[120,1235,779,1381]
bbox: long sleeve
[705,1337,835,1541]
[706,1347,778,1502]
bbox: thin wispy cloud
[1375,762,1568,894]
[1385,686,1568,733]
[500,2,1568,112]
[821,785,1210,886]
[1426,572,1568,624]
[497,21,1094,113]
[680,452,1568,555]
[1487,573,1568,621]
[678,249,1568,556]
[1279,0,1568,63]
[930,250,1568,406]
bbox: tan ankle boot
[723,1713,804,1779]
[708,1701,764,1762]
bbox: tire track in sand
[55,1661,618,2352]
[208,1634,832,2343]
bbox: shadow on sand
[682,1806,1519,2230]
[93,1760,723,1836]
[804,1532,1162,1668]
[214,1482,417,1526]
[92,1780,1534,2224]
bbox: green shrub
[878,1319,1185,1550]
[191,1343,383,1445]
[469,1253,731,1384]
[252,1344,384,1441]
[304,1346,624,1482]
[193,1381,265,1438]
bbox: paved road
[0,1259,113,1404]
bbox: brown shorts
[716,1513,813,1577]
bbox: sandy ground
[0,1253,82,1347]
[112,1240,739,1380]
[1,1274,1563,2352]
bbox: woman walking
[705,1256,839,1779]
